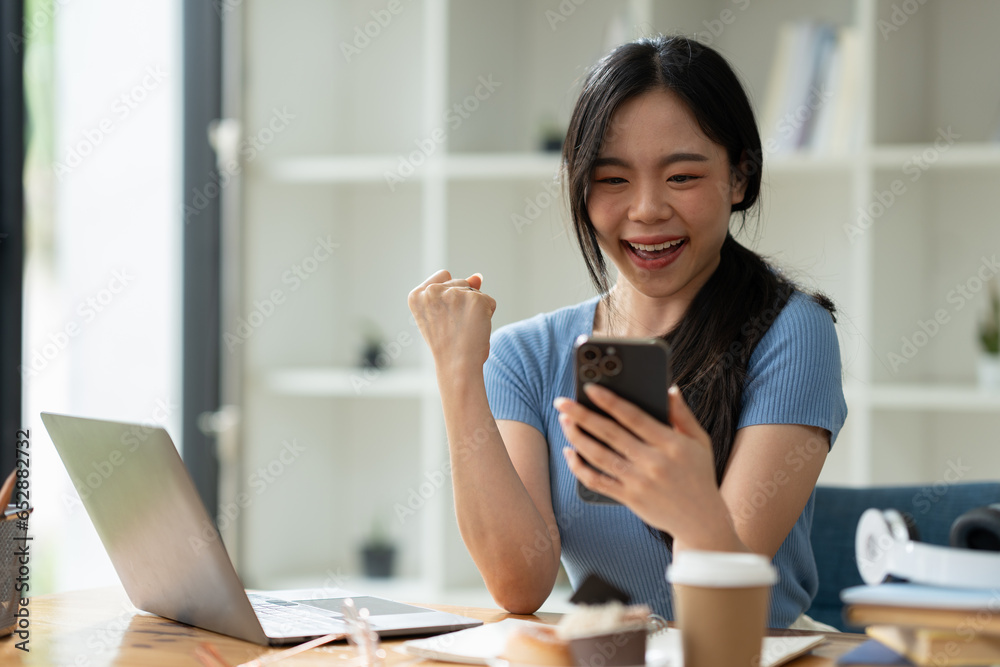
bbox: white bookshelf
[263,367,435,398]
[226,0,1000,603]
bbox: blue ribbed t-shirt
[483,290,847,627]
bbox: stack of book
[838,584,1000,666]
[759,20,861,156]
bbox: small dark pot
[361,544,396,578]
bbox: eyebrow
[593,152,710,169]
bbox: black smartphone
[572,334,671,505]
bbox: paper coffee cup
[666,551,777,667]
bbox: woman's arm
[409,270,560,614]
[555,384,826,555]
[718,423,828,557]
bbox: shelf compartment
[872,144,1000,170]
[848,383,1000,412]
[764,154,854,174]
[263,156,407,183]
[444,153,561,180]
[262,367,435,398]
[874,0,1000,145]
[244,1,427,157]
[262,153,563,183]
[868,169,1000,385]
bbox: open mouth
[623,238,686,262]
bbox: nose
[627,178,672,224]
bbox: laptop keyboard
[248,593,349,637]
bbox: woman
[407,35,847,628]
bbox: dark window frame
[0,0,25,475]
[182,0,223,516]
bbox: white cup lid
[666,550,778,588]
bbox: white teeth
[628,239,684,251]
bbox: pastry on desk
[501,602,652,667]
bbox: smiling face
[586,88,746,313]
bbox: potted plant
[977,279,1000,391]
[359,319,387,369]
[360,517,396,579]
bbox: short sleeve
[483,321,548,434]
[737,292,848,446]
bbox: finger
[667,385,710,447]
[553,396,640,460]
[415,269,452,290]
[581,383,670,446]
[466,273,483,291]
[409,270,453,310]
[557,413,631,479]
[437,277,482,290]
[422,278,475,298]
[562,446,625,503]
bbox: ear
[730,152,750,206]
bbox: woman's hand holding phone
[555,383,739,550]
[408,270,496,374]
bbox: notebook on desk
[41,412,482,646]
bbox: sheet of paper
[399,617,824,667]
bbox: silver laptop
[41,412,483,645]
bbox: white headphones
[855,504,1000,588]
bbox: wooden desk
[0,587,866,666]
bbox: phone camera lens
[600,355,622,376]
[580,364,600,382]
[580,344,601,362]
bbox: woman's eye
[597,177,627,185]
[668,174,697,184]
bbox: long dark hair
[562,35,834,546]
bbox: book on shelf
[844,604,1000,635]
[841,584,1000,635]
[866,624,1000,666]
[759,20,861,157]
[842,584,1000,611]
[841,585,1000,665]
